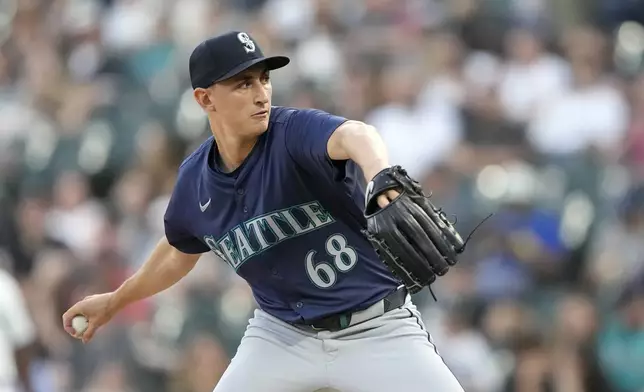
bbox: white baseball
[71,315,88,335]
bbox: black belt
[302,286,409,332]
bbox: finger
[386,190,400,201]
[64,325,77,336]
[62,306,83,331]
[387,198,447,272]
[380,230,423,276]
[402,203,450,275]
[377,195,390,208]
[397,209,447,274]
[414,197,464,251]
[378,214,433,283]
[378,190,401,208]
[82,322,99,344]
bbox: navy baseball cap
[189,31,290,89]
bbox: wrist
[361,161,389,183]
[108,288,129,315]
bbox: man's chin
[251,117,269,132]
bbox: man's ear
[193,87,216,111]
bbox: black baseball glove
[361,166,468,294]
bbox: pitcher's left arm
[327,119,468,294]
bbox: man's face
[197,64,272,136]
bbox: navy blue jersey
[163,106,400,323]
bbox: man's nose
[255,84,269,105]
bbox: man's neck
[209,122,258,173]
[215,136,258,173]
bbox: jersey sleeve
[283,108,349,176]
[163,169,209,255]
[164,199,208,254]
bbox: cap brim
[214,56,290,83]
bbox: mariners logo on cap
[237,32,256,54]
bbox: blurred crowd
[1,0,644,391]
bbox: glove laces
[456,212,494,253]
[428,212,494,302]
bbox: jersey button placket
[236,188,248,216]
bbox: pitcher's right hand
[62,292,117,344]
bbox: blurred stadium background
[1,0,644,391]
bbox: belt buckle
[338,314,351,329]
[309,290,406,332]
[310,313,352,331]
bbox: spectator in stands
[597,270,644,392]
[0,267,37,392]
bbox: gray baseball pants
[212,298,464,392]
